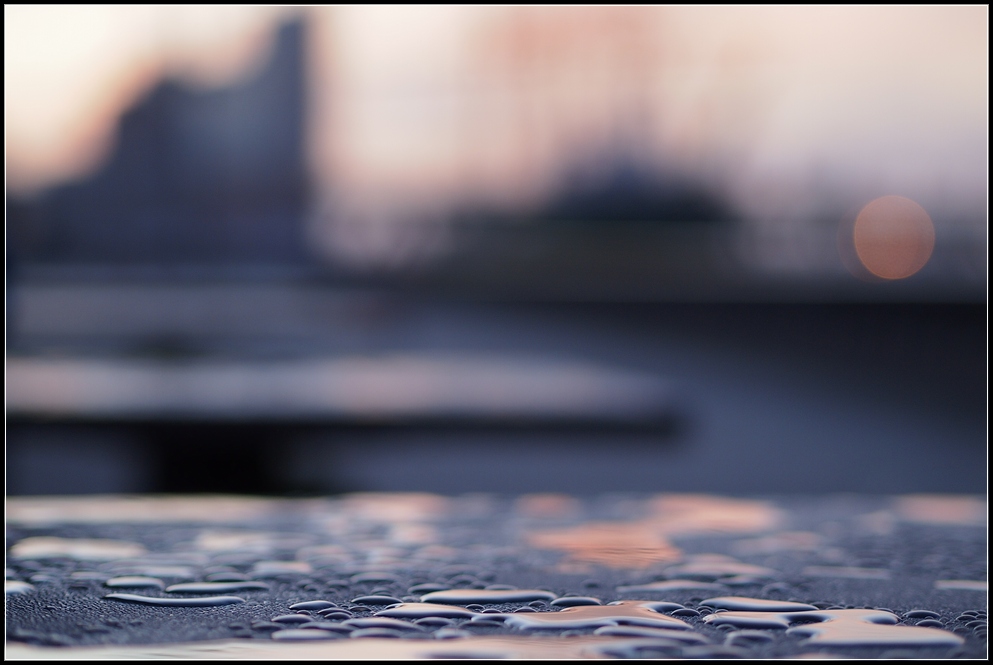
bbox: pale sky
[5,6,988,235]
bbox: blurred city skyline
[5,5,987,279]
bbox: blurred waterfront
[5,7,987,496]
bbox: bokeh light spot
[852,195,935,280]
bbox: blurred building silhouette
[9,19,310,266]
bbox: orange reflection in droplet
[852,195,934,279]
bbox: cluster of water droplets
[5,493,987,658]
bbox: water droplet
[291,600,338,611]
[421,589,557,604]
[501,600,692,631]
[484,584,517,591]
[104,593,245,607]
[318,610,353,620]
[271,629,345,641]
[701,597,818,612]
[916,619,944,628]
[550,596,601,607]
[271,614,313,624]
[250,621,284,631]
[409,583,449,594]
[617,580,726,595]
[348,627,404,639]
[376,603,479,619]
[105,576,166,589]
[296,622,353,634]
[5,580,35,594]
[342,617,425,632]
[414,617,455,627]
[904,610,940,620]
[165,581,269,593]
[351,595,403,605]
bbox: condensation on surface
[704,607,965,647]
[525,495,781,571]
[4,492,984,659]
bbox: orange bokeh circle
[853,195,934,280]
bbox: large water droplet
[351,595,403,605]
[348,627,405,639]
[617,580,726,594]
[104,593,245,607]
[701,597,818,612]
[165,581,269,593]
[501,600,692,631]
[271,614,313,624]
[550,596,601,607]
[376,603,479,619]
[105,576,166,589]
[291,600,338,611]
[904,610,940,620]
[421,589,557,604]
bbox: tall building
[10,18,310,266]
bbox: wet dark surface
[5,493,987,659]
